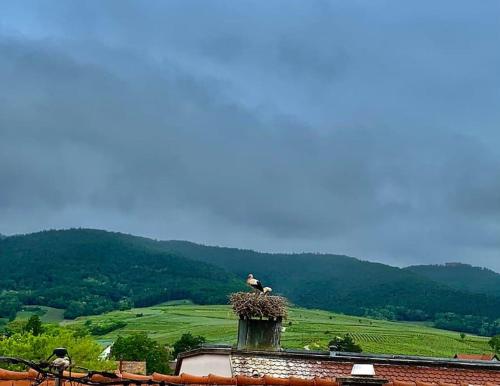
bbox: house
[175,345,500,385]
[174,313,500,386]
[0,338,498,386]
[454,353,499,361]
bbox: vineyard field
[67,302,493,358]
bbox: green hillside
[1,229,499,336]
[406,263,500,297]
[0,229,244,319]
[68,302,493,358]
[158,241,500,324]
[15,306,65,323]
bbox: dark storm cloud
[1,1,500,271]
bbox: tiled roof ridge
[0,369,339,385]
[0,370,498,386]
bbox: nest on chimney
[229,292,288,320]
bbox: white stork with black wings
[246,273,264,292]
[246,273,272,294]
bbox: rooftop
[176,345,500,385]
[1,348,500,386]
[454,353,499,361]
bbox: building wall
[118,361,147,375]
[179,354,232,377]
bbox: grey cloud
[1,1,500,271]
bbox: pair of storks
[246,273,272,295]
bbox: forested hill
[159,240,500,335]
[1,229,499,336]
[405,263,500,297]
[0,229,244,319]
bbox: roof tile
[229,355,500,385]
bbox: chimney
[237,316,282,351]
[230,292,287,351]
[336,364,388,386]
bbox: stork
[263,287,272,295]
[246,273,264,293]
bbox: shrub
[328,334,362,353]
[172,333,206,357]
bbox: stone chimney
[237,316,282,351]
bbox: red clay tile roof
[0,369,498,386]
[176,347,500,386]
[3,348,498,386]
[230,354,500,384]
[454,354,498,361]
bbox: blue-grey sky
[1,1,500,271]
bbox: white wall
[179,354,232,376]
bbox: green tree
[489,335,500,353]
[0,293,22,320]
[460,332,466,341]
[111,333,171,374]
[172,333,206,358]
[328,334,362,353]
[24,315,43,336]
[4,319,28,336]
[0,324,114,370]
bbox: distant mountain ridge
[405,263,500,298]
[0,229,499,336]
[157,240,500,321]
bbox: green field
[16,306,66,323]
[66,302,492,358]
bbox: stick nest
[229,292,288,319]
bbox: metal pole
[55,369,63,386]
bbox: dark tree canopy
[24,315,43,336]
[111,333,172,374]
[0,229,244,319]
[172,333,206,358]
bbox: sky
[1,1,500,271]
